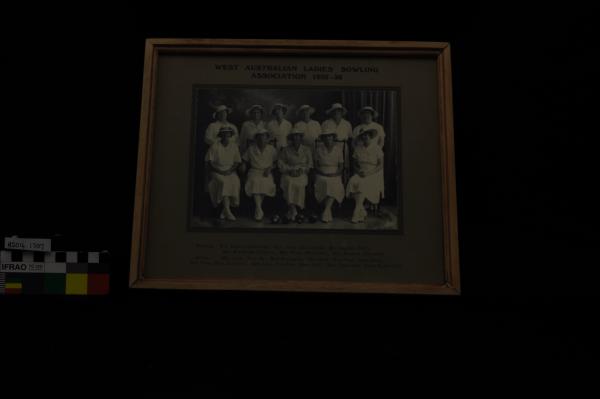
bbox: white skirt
[314,174,344,204]
[280,174,308,208]
[208,172,240,208]
[245,168,276,197]
[346,170,383,204]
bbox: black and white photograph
[188,87,401,231]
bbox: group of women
[203,102,386,224]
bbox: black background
[1,1,598,393]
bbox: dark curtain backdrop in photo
[1,1,597,394]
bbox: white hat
[212,105,233,119]
[353,126,378,139]
[217,126,235,137]
[271,103,288,115]
[358,106,379,119]
[325,103,348,116]
[296,104,315,116]
[245,104,265,117]
[287,126,305,138]
[318,129,337,139]
[248,127,270,141]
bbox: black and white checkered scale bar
[0,250,109,264]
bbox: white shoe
[321,208,332,223]
[254,208,264,221]
[351,208,366,223]
[360,207,368,222]
[224,210,236,221]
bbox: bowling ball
[270,214,281,224]
[295,214,305,224]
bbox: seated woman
[346,128,384,223]
[205,126,242,221]
[277,128,313,221]
[241,128,278,221]
[314,130,344,223]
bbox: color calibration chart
[1,237,110,295]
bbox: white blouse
[352,143,383,174]
[242,144,278,170]
[315,143,344,174]
[321,118,352,141]
[205,141,242,172]
[267,119,292,149]
[277,144,313,174]
[293,120,322,147]
[239,120,266,152]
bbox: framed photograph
[130,39,459,294]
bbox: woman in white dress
[314,130,345,223]
[205,126,242,221]
[293,104,321,148]
[321,103,352,141]
[321,103,352,180]
[267,103,292,150]
[241,128,278,221]
[239,104,266,155]
[352,106,386,214]
[346,128,384,223]
[352,106,385,148]
[205,105,239,146]
[277,129,313,221]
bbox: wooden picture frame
[130,39,459,295]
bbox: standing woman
[239,104,266,155]
[241,128,278,221]
[267,103,292,150]
[205,105,239,146]
[205,126,242,221]
[346,128,384,223]
[293,104,321,148]
[321,103,352,142]
[321,103,352,180]
[278,129,313,221]
[352,106,386,211]
[314,130,345,223]
[352,106,385,148]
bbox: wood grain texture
[129,41,158,286]
[129,39,460,295]
[131,278,458,295]
[437,45,461,294]
[147,38,449,50]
